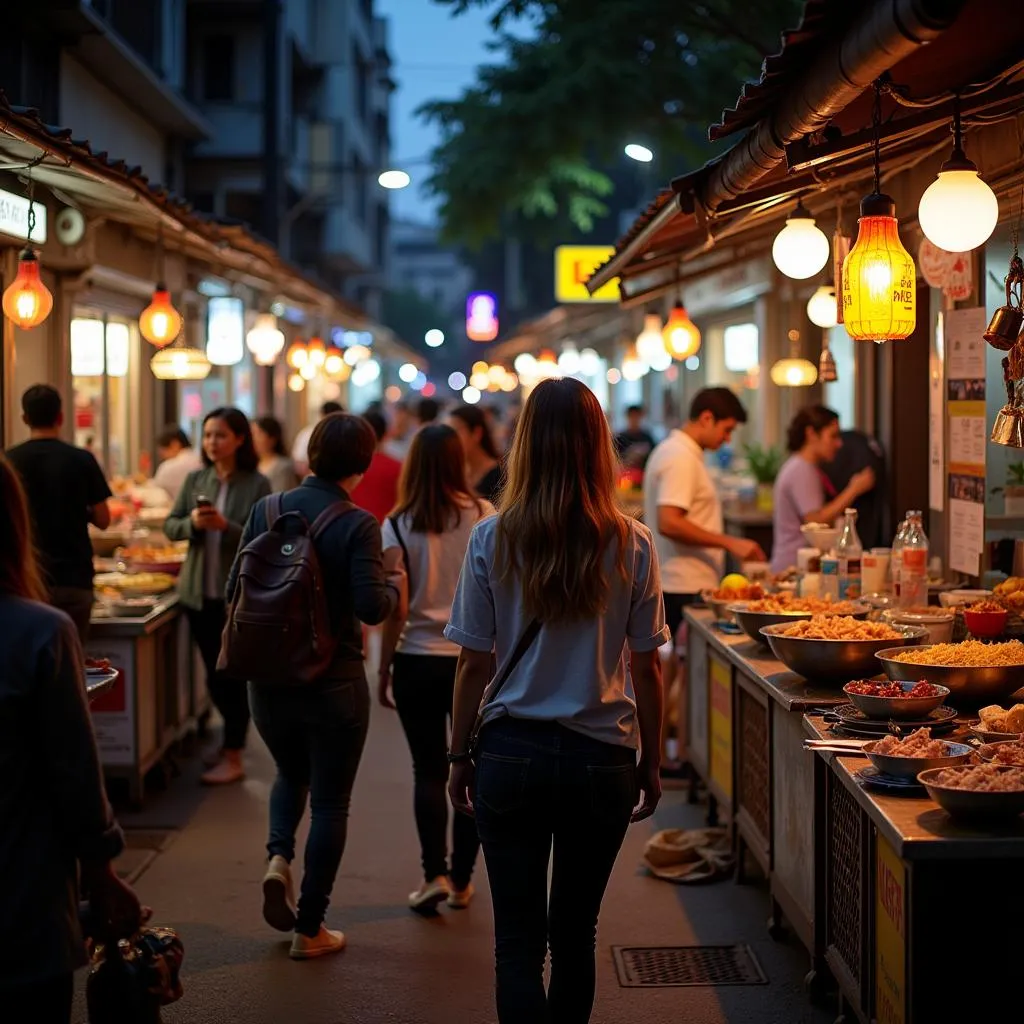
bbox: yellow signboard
[554,245,619,303]
[875,833,906,1024]
[709,654,733,801]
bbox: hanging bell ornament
[818,345,838,383]
[991,356,1024,447]
[985,255,1024,351]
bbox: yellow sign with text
[554,245,619,303]
[875,833,906,1024]
[709,655,733,801]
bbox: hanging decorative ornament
[636,314,667,364]
[286,339,309,369]
[842,82,916,343]
[918,96,999,253]
[246,313,286,366]
[150,336,212,381]
[819,344,838,383]
[832,208,852,325]
[991,353,1024,447]
[771,199,831,280]
[662,300,701,359]
[2,182,53,330]
[984,255,1024,351]
[807,285,838,329]
[770,330,818,387]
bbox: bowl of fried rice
[918,764,1024,821]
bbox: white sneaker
[290,926,346,960]
[408,876,450,913]
[447,882,475,910]
[262,855,297,932]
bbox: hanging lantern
[819,345,838,383]
[636,314,666,364]
[286,339,309,369]
[537,349,559,378]
[662,302,701,359]
[306,336,327,368]
[771,199,830,280]
[807,285,838,329]
[771,330,818,387]
[246,313,285,366]
[287,372,306,393]
[3,248,53,329]
[621,344,647,381]
[150,338,211,381]
[918,99,998,253]
[139,286,183,347]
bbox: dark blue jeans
[473,717,637,1024]
[249,675,370,936]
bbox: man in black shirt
[614,404,657,470]
[6,384,111,643]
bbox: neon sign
[466,292,498,342]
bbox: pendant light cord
[872,81,882,195]
[25,174,35,245]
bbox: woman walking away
[448,403,503,504]
[0,457,141,1022]
[446,378,667,1024]
[252,415,300,493]
[165,407,271,785]
[227,413,407,960]
[378,424,494,913]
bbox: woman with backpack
[225,412,407,960]
[445,378,667,1023]
[164,407,271,786]
[377,424,494,913]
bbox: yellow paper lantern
[841,193,916,342]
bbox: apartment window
[203,35,235,101]
[353,43,370,124]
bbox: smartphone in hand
[195,494,212,510]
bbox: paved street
[78,697,833,1024]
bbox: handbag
[87,925,184,1023]
[468,617,541,758]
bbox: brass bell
[992,367,1024,447]
[986,254,1024,351]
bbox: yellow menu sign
[875,833,906,1024]
[709,655,733,801]
[554,245,619,302]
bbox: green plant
[744,443,784,485]
[1009,462,1024,486]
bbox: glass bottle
[891,515,909,599]
[836,508,864,600]
[898,511,929,609]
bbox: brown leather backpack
[217,493,358,683]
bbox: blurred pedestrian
[417,397,440,426]
[449,404,503,504]
[252,415,300,493]
[0,456,141,1021]
[164,407,271,785]
[446,377,668,1024]
[292,401,344,477]
[614,404,657,470]
[377,424,494,913]
[351,410,402,523]
[383,399,415,462]
[153,425,202,502]
[227,413,407,959]
[6,384,112,645]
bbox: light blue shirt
[444,516,669,747]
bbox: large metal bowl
[760,624,927,684]
[842,680,950,720]
[918,766,1024,821]
[863,740,972,781]
[976,741,1024,766]
[875,646,1024,709]
[729,601,870,645]
[701,591,736,622]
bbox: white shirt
[643,429,724,594]
[291,425,314,468]
[382,499,494,656]
[153,448,203,503]
[444,516,669,748]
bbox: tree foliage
[421,0,800,247]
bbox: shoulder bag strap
[388,515,412,594]
[489,618,542,701]
[265,492,285,530]
[308,500,359,539]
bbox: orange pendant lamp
[139,224,183,346]
[3,248,53,329]
[662,298,701,359]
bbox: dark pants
[2,973,73,1023]
[474,718,636,1024]
[663,592,698,645]
[250,674,370,936]
[392,652,480,889]
[187,600,250,750]
[51,585,94,647]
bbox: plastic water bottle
[899,511,929,609]
[836,508,863,600]
[891,515,909,599]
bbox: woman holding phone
[165,407,270,784]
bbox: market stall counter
[85,594,207,804]
[806,716,1024,1023]
[685,607,849,966]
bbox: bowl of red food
[842,678,950,720]
[963,601,1008,640]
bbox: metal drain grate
[612,945,767,988]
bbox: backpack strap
[265,492,285,530]
[308,500,360,539]
[388,515,412,594]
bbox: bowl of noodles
[759,616,926,684]
[875,640,1024,708]
[728,595,869,646]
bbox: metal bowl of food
[863,739,972,781]
[729,601,870,646]
[875,644,1024,708]
[918,765,1024,821]
[842,680,950,720]
[976,740,1024,766]
[701,590,736,622]
[760,623,926,683]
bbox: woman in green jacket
[165,407,271,785]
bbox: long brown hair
[0,456,47,601]
[496,378,628,623]
[394,423,484,533]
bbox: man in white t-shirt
[153,426,203,502]
[292,401,344,477]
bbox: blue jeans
[249,675,370,935]
[473,717,637,1024]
